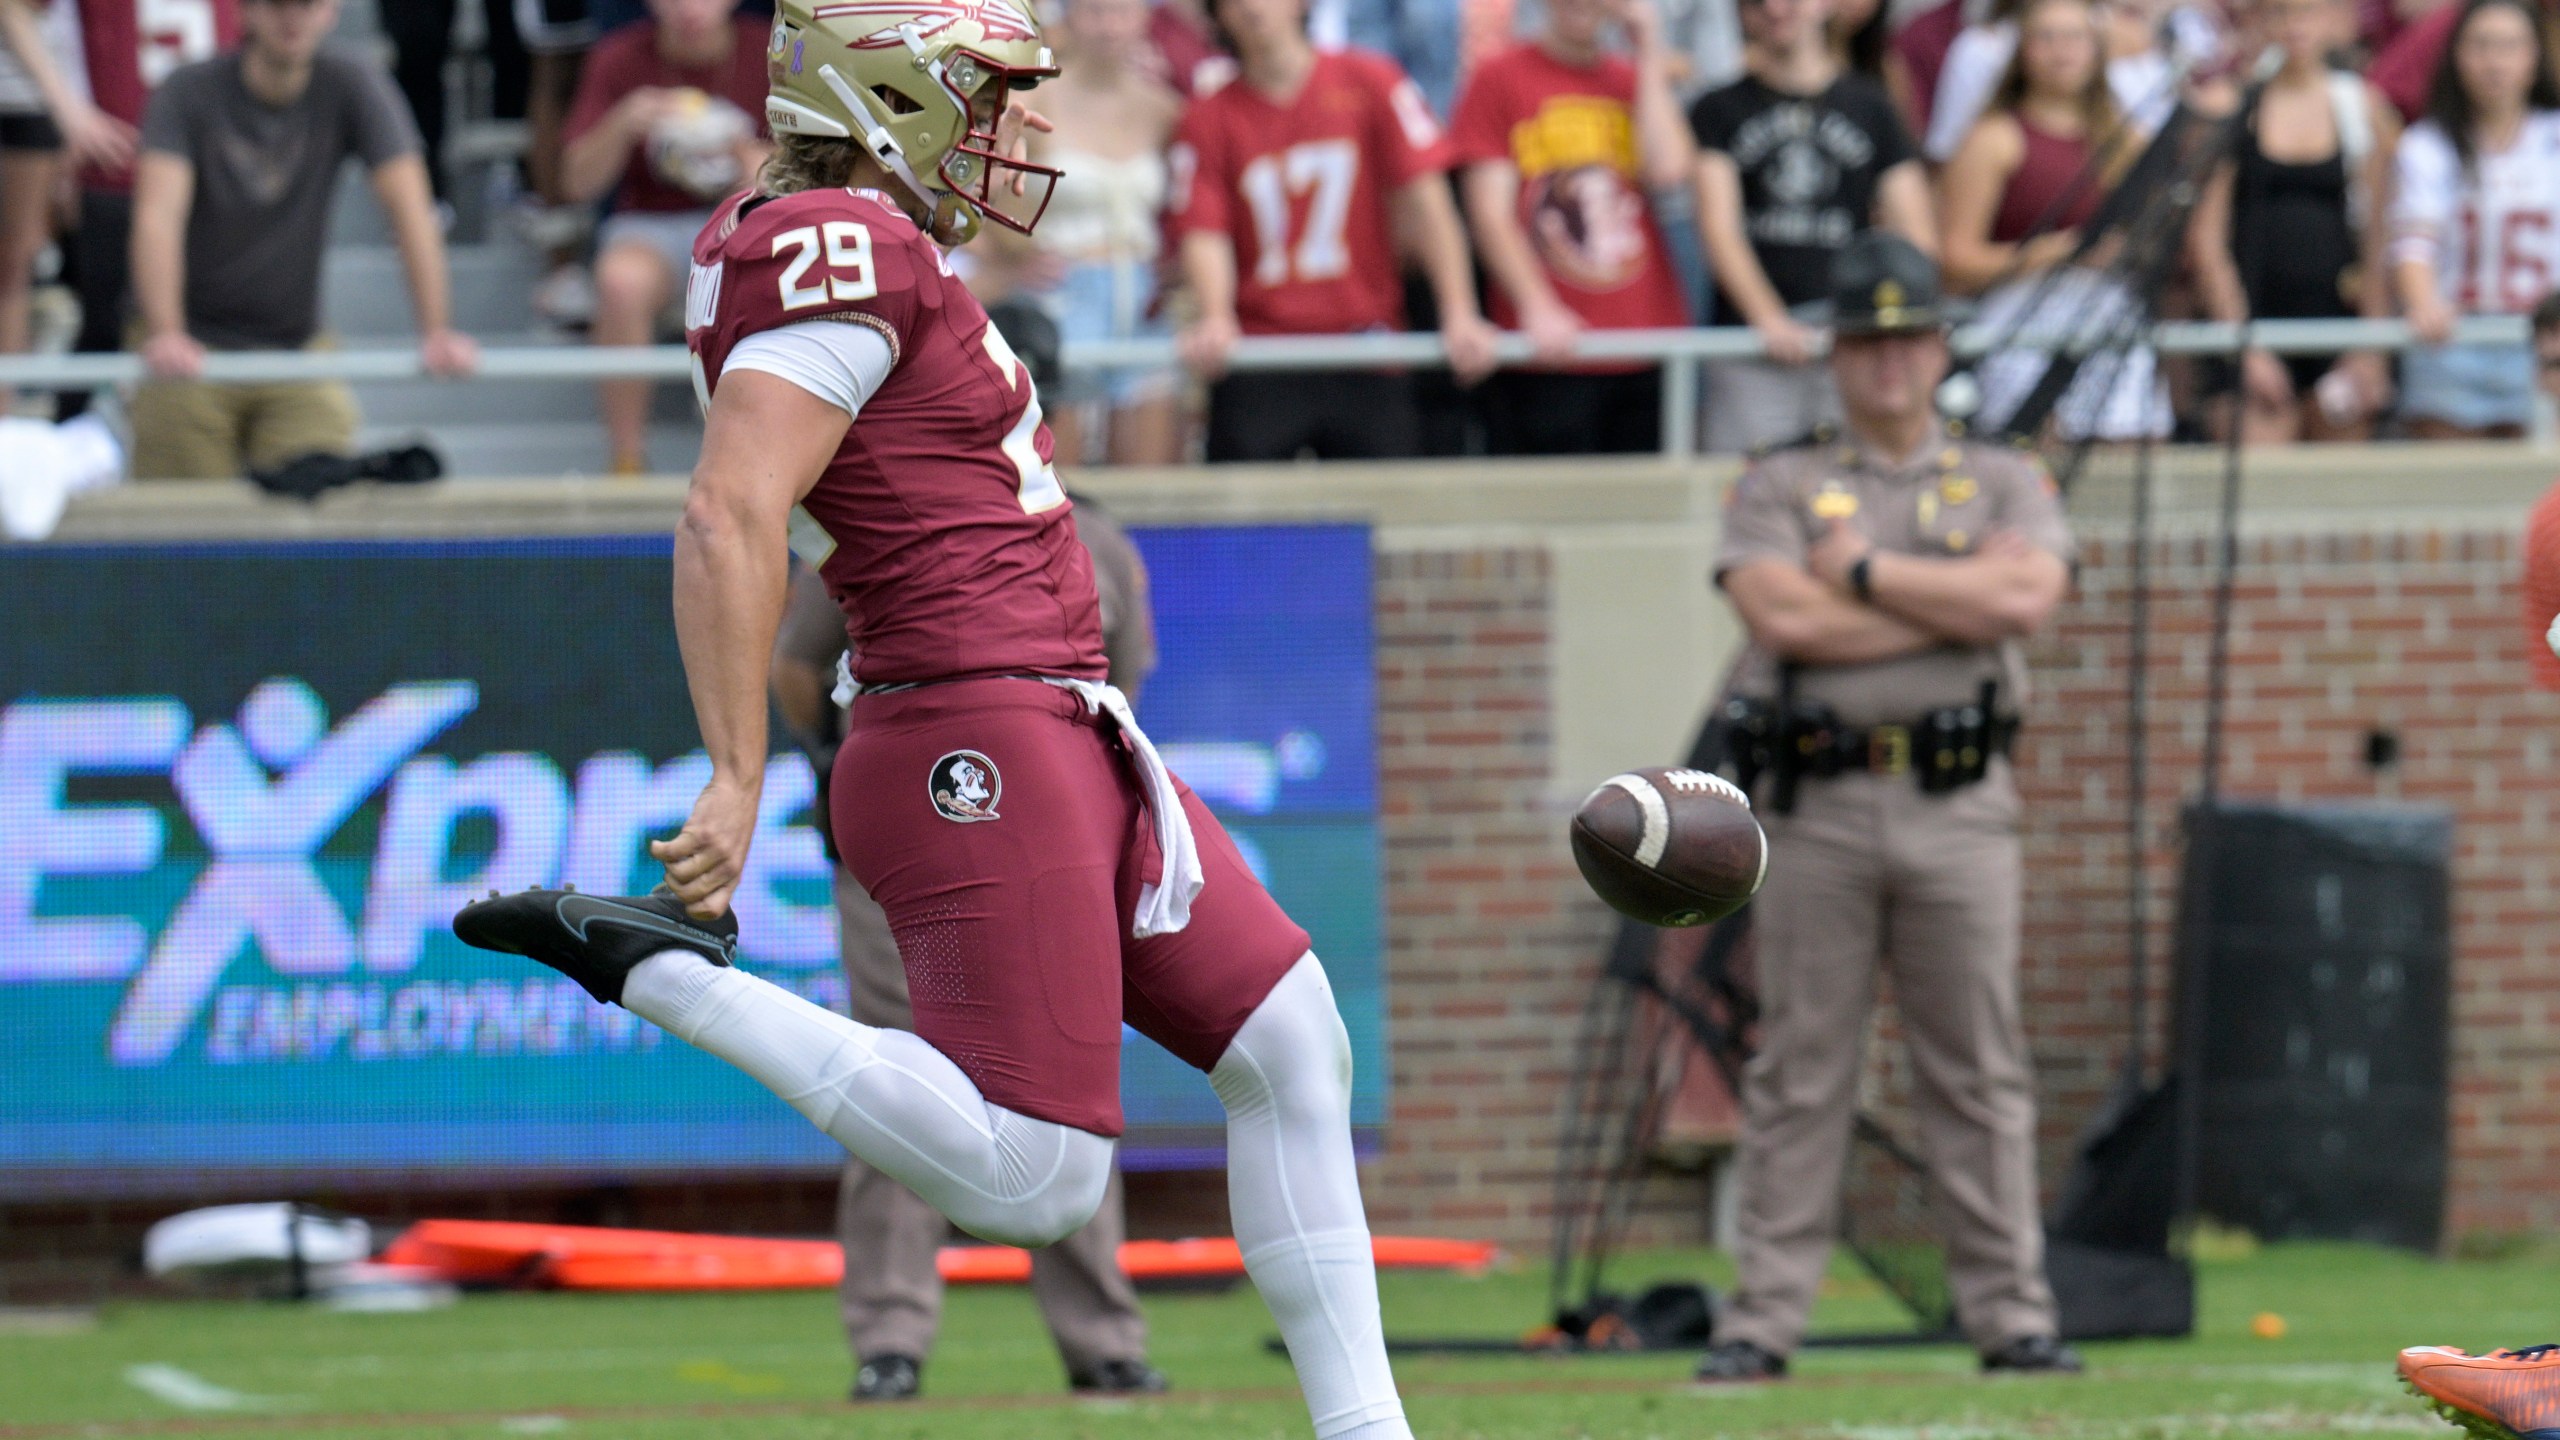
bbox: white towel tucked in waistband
[1046,677,1204,938]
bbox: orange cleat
[2401,1344,2560,1439]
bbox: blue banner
[0,526,1378,1190]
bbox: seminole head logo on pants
[929,750,1003,822]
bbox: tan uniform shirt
[1713,426,2075,729]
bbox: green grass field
[0,1241,2536,1439]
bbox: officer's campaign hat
[1830,231,1944,337]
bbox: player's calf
[452,887,736,1004]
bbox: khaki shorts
[130,368,360,480]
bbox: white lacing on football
[1664,768,1751,810]
[1595,773,1672,868]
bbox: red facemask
[934,49,1062,235]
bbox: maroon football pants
[831,678,1310,1136]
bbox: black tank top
[2227,122,2358,323]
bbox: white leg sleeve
[622,952,1112,1249]
[1213,953,1411,1440]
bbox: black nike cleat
[452,886,737,1005]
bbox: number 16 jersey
[1169,49,1453,336]
[686,186,1106,687]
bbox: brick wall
[1360,550,1681,1246]
[2020,528,2559,1240]
[1365,522,2560,1251]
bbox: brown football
[1569,767,1767,927]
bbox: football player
[2393,293,2560,1440]
[452,3,1415,1436]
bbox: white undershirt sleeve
[723,320,898,419]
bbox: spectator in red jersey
[2522,291,2560,689]
[1451,0,1695,452]
[1171,0,1499,461]
[561,0,770,473]
[3,0,236,421]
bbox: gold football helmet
[764,0,1061,243]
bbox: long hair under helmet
[763,0,1061,244]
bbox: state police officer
[1696,233,2082,1382]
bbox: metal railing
[0,315,2530,460]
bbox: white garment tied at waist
[827,664,1205,937]
[1044,677,1204,939]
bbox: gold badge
[1876,279,1904,309]
[1811,483,1860,520]
[1946,529,1970,552]
[1940,476,1979,505]
[1918,492,1939,528]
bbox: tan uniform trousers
[832,878,1149,1372]
[1720,760,2057,1355]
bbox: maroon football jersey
[686,186,1107,687]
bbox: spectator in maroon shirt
[561,0,770,473]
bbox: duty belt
[1787,715,2018,779]
[1717,677,2017,813]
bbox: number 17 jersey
[1169,49,1453,336]
[686,186,1106,687]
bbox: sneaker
[1694,1338,1787,1383]
[1070,1358,1169,1394]
[851,1352,922,1401]
[1982,1334,2086,1374]
[2401,1344,2560,1439]
[450,886,736,1005]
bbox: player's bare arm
[1391,174,1499,384]
[651,371,847,919]
[1723,558,1943,665]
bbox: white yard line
[120,1363,295,1412]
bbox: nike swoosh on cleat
[553,894,732,956]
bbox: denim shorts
[1041,259,1176,410]
[597,208,714,284]
[2399,340,2536,431]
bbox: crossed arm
[1722,529,2069,664]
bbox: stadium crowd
[0,0,2554,475]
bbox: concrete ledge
[46,442,2554,543]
